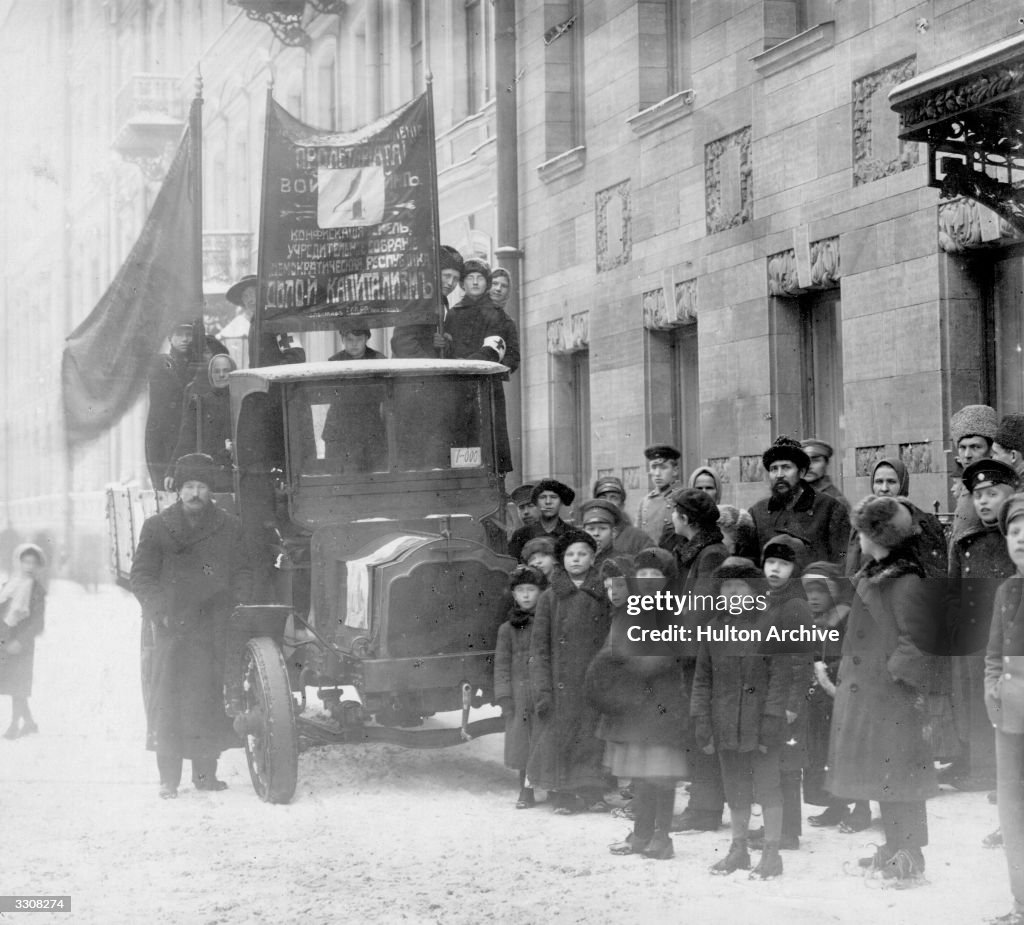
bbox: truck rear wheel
[241,637,298,804]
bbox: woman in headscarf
[164,353,237,492]
[0,543,46,738]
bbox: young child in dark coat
[589,552,688,859]
[528,529,612,814]
[0,543,46,739]
[760,535,816,850]
[691,556,787,880]
[494,565,546,809]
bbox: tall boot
[643,784,677,860]
[611,781,656,854]
[750,842,784,879]
[192,756,227,791]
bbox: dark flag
[61,101,201,445]
[254,91,441,340]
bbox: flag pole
[190,71,204,366]
[424,75,446,354]
[252,84,275,369]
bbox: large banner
[62,103,201,445]
[257,92,441,334]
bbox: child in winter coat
[799,562,871,832]
[0,543,47,739]
[691,556,787,880]
[521,536,557,582]
[589,552,688,859]
[985,493,1024,924]
[760,535,816,850]
[494,565,546,809]
[528,530,612,814]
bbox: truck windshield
[287,375,490,477]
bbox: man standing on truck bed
[130,453,253,799]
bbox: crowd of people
[491,411,1024,923]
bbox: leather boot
[750,843,784,880]
[710,839,750,874]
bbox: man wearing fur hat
[593,475,657,554]
[637,445,683,544]
[391,244,465,359]
[946,458,1020,790]
[800,438,850,512]
[749,436,851,569]
[950,403,999,547]
[993,414,1024,481]
[508,479,575,562]
[130,453,253,799]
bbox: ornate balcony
[112,74,186,166]
[203,231,254,294]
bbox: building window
[639,0,690,109]
[764,0,833,48]
[646,324,700,477]
[976,244,1024,411]
[549,350,591,509]
[410,0,424,95]
[798,290,844,455]
[465,0,493,113]
[317,56,337,129]
[542,0,584,158]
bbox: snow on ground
[0,580,1013,924]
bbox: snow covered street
[0,581,1014,924]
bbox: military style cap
[580,498,621,526]
[962,458,1020,493]
[510,484,535,505]
[800,437,834,459]
[592,475,626,501]
[644,444,681,462]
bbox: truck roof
[231,358,509,387]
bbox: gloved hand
[759,714,784,750]
[534,693,552,718]
[482,335,506,362]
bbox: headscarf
[0,542,46,627]
[871,457,909,496]
[688,466,721,502]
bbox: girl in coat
[528,529,612,814]
[828,495,939,882]
[985,493,1024,924]
[691,556,787,880]
[494,565,546,809]
[590,552,688,859]
[0,543,46,738]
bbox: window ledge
[537,146,586,184]
[752,21,835,78]
[627,89,696,137]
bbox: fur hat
[801,560,846,603]
[712,556,769,596]
[225,274,257,307]
[717,504,753,532]
[580,498,621,527]
[962,458,1020,493]
[996,414,1024,455]
[761,533,809,575]
[531,479,575,506]
[852,495,919,549]
[593,475,626,502]
[510,484,535,506]
[521,536,556,563]
[172,453,219,491]
[999,492,1024,536]
[509,565,547,590]
[555,529,597,561]
[461,257,492,286]
[439,245,465,275]
[600,555,636,581]
[762,435,810,472]
[800,438,834,460]
[669,486,720,527]
[644,444,681,462]
[951,404,997,446]
[634,547,678,582]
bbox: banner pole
[252,85,276,369]
[424,76,446,355]
[190,72,204,365]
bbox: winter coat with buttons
[493,606,535,770]
[985,574,1024,734]
[949,523,1016,656]
[826,549,939,803]
[749,481,851,570]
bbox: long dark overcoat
[493,607,534,770]
[130,500,252,758]
[167,380,233,488]
[826,552,939,803]
[527,567,611,793]
[749,482,851,570]
[145,351,192,487]
[0,581,45,697]
[690,607,788,753]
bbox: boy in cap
[986,493,1024,925]
[637,445,683,543]
[510,484,538,529]
[950,404,999,547]
[946,458,1021,790]
[592,475,655,553]
[329,326,383,361]
[800,438,849,512]
[748,436,850,568]
[508,479,575,562]
[580,498,620,566]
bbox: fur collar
[159,500,226,552]
[767,480,815,513]
[856,547,924,587]
[676,526,725,567]
[508,605,533,628]
[550,566,605,602]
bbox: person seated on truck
[328,325,384,362]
